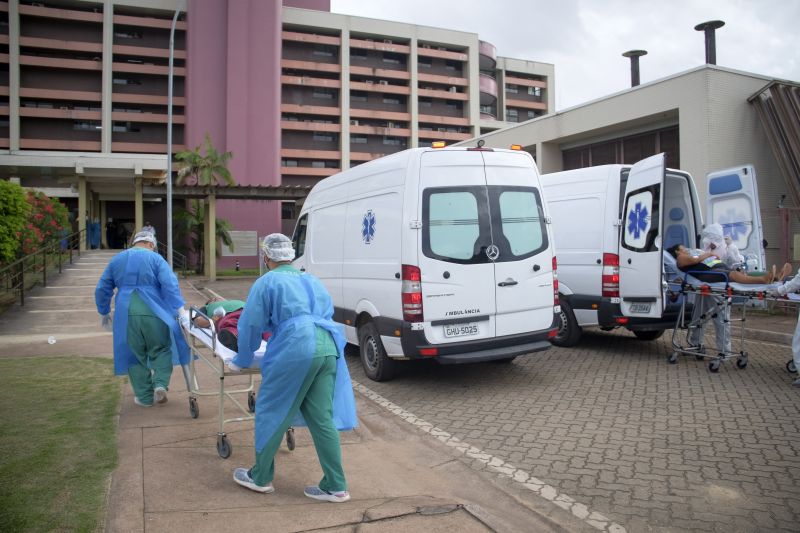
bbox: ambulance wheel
[708,360,721,373]
[189,397,199,419]
[668,352,678,364]
[217,435,232,459]
[359,322,398,382]
[787,360,798,374]
[633,329,664,341]
[736,357,748,369]
[247,392,256,413]
[552,300,581,347]
[286,428,296,451]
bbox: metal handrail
[157,241,188,278]
[0,229,86,307]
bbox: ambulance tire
[359,322,398,382]
[552,300,581,347]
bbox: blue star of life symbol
[361,210,376,244]
[720,208,747,241]
[627,202,649,240]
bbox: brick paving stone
[346,327,800,531]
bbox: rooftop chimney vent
[694,20,725,65]
[622,50,647,87]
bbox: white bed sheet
[185,324,266,368]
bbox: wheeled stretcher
[179,305,295,458]
[664,253,781,372]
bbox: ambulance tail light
[602,253,620,298]
[402,264,423,322]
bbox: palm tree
[174,199,235,273]
[175,133,234,186]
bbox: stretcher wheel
[736,357,748,369]
[708,360,721,373]
[247,392,256,413]
[189,397,199,419]
[286,428,295,451]
[217,435,232,459]
[787,360,798,374]
[667,352,678,364]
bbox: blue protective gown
[95,247,190,375]
[232,266,358,453]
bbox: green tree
[174,199,234,273]
[175,133,234,186]
[0,181,30,264]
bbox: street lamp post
[166,8,181,268]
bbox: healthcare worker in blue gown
[228,233,357,503]
[95,230,190,406]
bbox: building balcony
[505,75,546,89]
[113,61,186,76]
[479,40,497,71]
[21,138,101,151]
[112,141,186,153]
[349,108,411,121]
[281,166,338,177]
[282,30,340,46]
[417,72,467,87]
[20,36,102,55]
[350,124,410,137]
[350,65,410,81]
[20,4,103,24]
[21,87,102,103]
[21,54,102,72]
[281,74,341,89]
[112,111,185,124]
[0,53,8,64]
[113,14,187,31]
[350,150,397,162]
[350,37,410,54]
[281,148,341,160]
[113,92,186,106]
[350,80,409,95]
[282,59,341,74]
[281,120,340,132]
[113,44,186,60]
[417,86,467,101]
[506,98,547,111]
[281,103,341,116]
[418,114,470,126]
[20,107,101,120]
[417,46,467,62]
[479,73,498,106]
[418,129,472,141]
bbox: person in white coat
[770,272,800,387]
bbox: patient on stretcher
[192,298,246,352]
[667,244,791,285]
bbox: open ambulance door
[618,153,666,319]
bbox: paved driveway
[346,328,800,532]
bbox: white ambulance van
[292,146,559,381]
[541,153,705,346]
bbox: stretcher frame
[667,270,769,372]
[179,305,295,458]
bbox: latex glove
[177,307,190,329]
[226,361,242,373]
[101,313,113,331]
[768,288,784,298]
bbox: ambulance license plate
[444,323,479,338]
[629,303,651,313]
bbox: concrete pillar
[101,0,113,152]
[78,177,87,251]
[134,177,143,231]
[204,194,216,281]
[340,28,350,170]
[100,201,108,248]
[409,37,419,148]
[9,0,20,150]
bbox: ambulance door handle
[627,258,632,264]
[596,259,601,264]
[443,271,450,279]
[395,272,400,279]
[498,279,518,287]
[532,264,540,271]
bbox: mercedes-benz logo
[485,244,500,261]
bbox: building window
[312,44,335,57]
[351,91,368,102]
[351,136,367,144]
[351,48,367,60]
[112,122,140,133]
[282,202,295,220]
[383,136,404,146]
[528,86,541,97]
[113,77,142,85]
[383,52,405,65]
[74,121,101,131]
[445,60,460,71]
[506,109,518,122]
[527,110,537,119]
[383,97,401,105]
[445,100,462,111]
[114,30,142,39]
[313,89,334,100]
[418,57,431,68]
[419,98,432,108]
[283,159,298,167]
[311,161,325,168]
[313,133,334,142]
[507,84,518,94]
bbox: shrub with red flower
[17,191,70,254]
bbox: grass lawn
[0,357,120,532]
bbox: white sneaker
[134,397,152,407]
[154,387,168,404]
[233,468,274,493]
[304,486,350,503]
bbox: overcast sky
[330,0,799,111]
